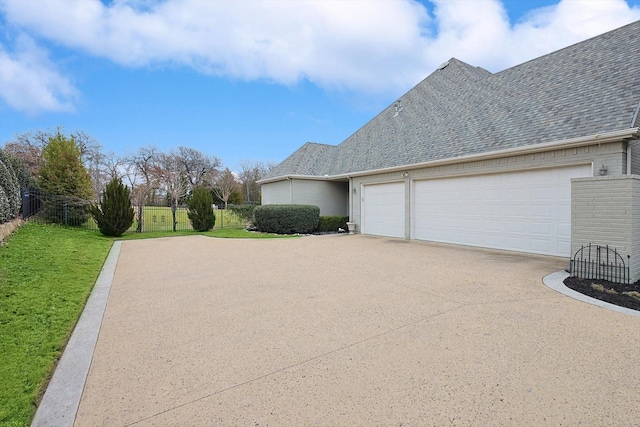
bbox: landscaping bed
[563,276,640,311]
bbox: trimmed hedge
[253,204,319,234]
[317,216,349,232]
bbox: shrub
[317,216,349,232]
[0,157,21,219]
[253,204,319,234]
[188,186,215,231]
[228,203,256,225]
[90,178,134,237]
[0,185,9,223]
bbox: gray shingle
[263,21,640,180]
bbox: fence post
[64,196,68,226]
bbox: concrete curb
[31,241,122,427]
[542,270,640,318]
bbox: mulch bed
[563,276,640,311]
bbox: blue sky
[1,0,639,172]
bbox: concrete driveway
[43,235,640,426]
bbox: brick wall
[571,175,640,282]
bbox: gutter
[258,128,640,184]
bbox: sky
[1,0,639,172]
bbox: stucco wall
[351,141,624,238]
[571,175,640,283]
[262,179,348,216]
[291,180,348,216]
[261,180,291,205]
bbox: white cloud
[0,35,79,115]
[0,0,638,112]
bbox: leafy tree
[4,127,108,194]
[38,131,93,224]
[187,186,215,231]
[90,178,134,237]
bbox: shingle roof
[264,21,640,180]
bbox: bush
[253,204,319,234]
[0,185,9,223]
[228,203,256,225]
[317,216,349,232]
[90,178,135,237]
[188,186,215,231]
[0,157,21,219]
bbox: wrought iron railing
[569,243,630,284]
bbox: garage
[361,182,405,238]
[411,165,592,256]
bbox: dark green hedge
[253,204,320,234]
[317,216,349,232]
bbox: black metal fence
[569,243,631,284]
[21,190,246,233]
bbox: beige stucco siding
[262,179,348,216]
[291,180,348,216]
[261,180,292,205]
[571,175,640,282]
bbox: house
[259,21,640,282]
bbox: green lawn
[137,206,246,232]
[0,223,113,426]
[0,222,295,425]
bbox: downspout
[629,101,640,175]
[628,140,640,175]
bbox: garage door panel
[362,182,405,238]
[413,165,591,256]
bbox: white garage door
[362,182,405,238]
[412,165,591,256]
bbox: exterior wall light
[599,164,608,175]
[401,172,409,177]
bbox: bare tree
[152,150,189,231]
[2,130,50,175]
[238,160,276,203]
[122,146,159,232]
[176,146,220,187]
[212,168,239,209]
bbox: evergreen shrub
[253,204,319,234]
[90,178,134,237]
[0,186,9,223]
[0,157,21,219]
[188,186,215,231]
[316,216,349,232]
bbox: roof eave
[259,128,640,183]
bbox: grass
[0,221,296,425]
[0,223,113,426]
[137,206,245,232]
